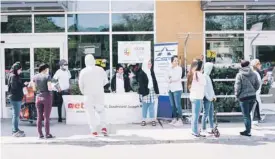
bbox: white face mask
[61,65,68,70]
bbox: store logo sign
[155,47,174,62]
[68,102,84,109]
[124,48,130,56]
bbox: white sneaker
[200,130,208,137]
[173,120,183,127]
[169,119,177,125]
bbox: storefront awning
[1,0,68,12]
[201,0,275,10]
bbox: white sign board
[63,93,158,125]
[118,41,151,63]
[154,43,178,95]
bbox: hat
[11,62,22,71]
[59,59,67,66]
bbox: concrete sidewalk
[1,117,275,146]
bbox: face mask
[17,70,22,75]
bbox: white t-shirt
[116,77,125,93]
[53,69,71,91]
[168,66,183,92]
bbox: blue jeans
[202,99,214,130]
[10,100,22,133]
[142,102,155,119]
[168,90,183,119]
[191,99,203,135]
[239,99,255,133]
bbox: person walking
[79,54,109,136]
[53,59,71,122]
[111,64,131,93]
[168,55,183,126]
[137,58,159,126]
[187,59,206,137]
[32,64,54,139]
[250,59,263,126]
[7,62,27,137]
[201,62,216,136]
[234,60,260,137]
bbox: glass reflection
[1,15,32,33]
[112,13,153,31]
[35,15,65,33]
[205,34,244,65]
[247,13,275,31]
[68,14,109,32]
[205,13,244,31]
[67,1,109,12]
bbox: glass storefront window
[205,34,244,65]
[34,15,65,33]
[34,48,60,76]
[68,35,109,80]
[111,0,154,11]
[112,34,154,67]
[4,48,30,84]
[112,13,153,32]
[247,13,275,31]
[205,13,244,31]
[67,1,109,12]
[1,15,32,33]
[68,14,109,32]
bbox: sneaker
[240,131,251,137]
[200,130,208,137]
[45,134,55,139]
[12,131,25,137]
[173,120,183,127]
[101,128,108,136]
[58,118,62,123]
[169,119,177,125]
[252,121,259,126]
[92,132,99,137]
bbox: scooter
[212,103,220,138]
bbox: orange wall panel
[156,1,203,65]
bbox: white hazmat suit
[79,54,108,132]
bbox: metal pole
[250,33,260,60]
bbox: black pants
[253,100,261,121]
[56,90,69,120]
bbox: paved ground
[1,115,275,145]
[1,116,275,159]
[2,142,275,159]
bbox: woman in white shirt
[250,59,262,126]
[168,56,183,126]
[187,59,206,137]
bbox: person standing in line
[168,55,183,126]
[8,62,27,137]
[79,54,109,136]
[250,59,263,126]
[187,59,206,137]
[53,59,71,122]
[137,58,159,126]
[31,64,54,139]
[234,60,259,137]
[111,64,131,93]
[201,62,216,136]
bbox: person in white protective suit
[78,54,109,136]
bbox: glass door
[1,44,31,118]
[1,44,63,118]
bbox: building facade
[1,0,275,118]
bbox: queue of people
[7,53,273,138]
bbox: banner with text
[154,43,178,95]
[63,93,158,125]
[118,41,151,63]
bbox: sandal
[45,134,55,139]
[141,121,146,126]
[152,121,156,126]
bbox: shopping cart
[20,87,37,124]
